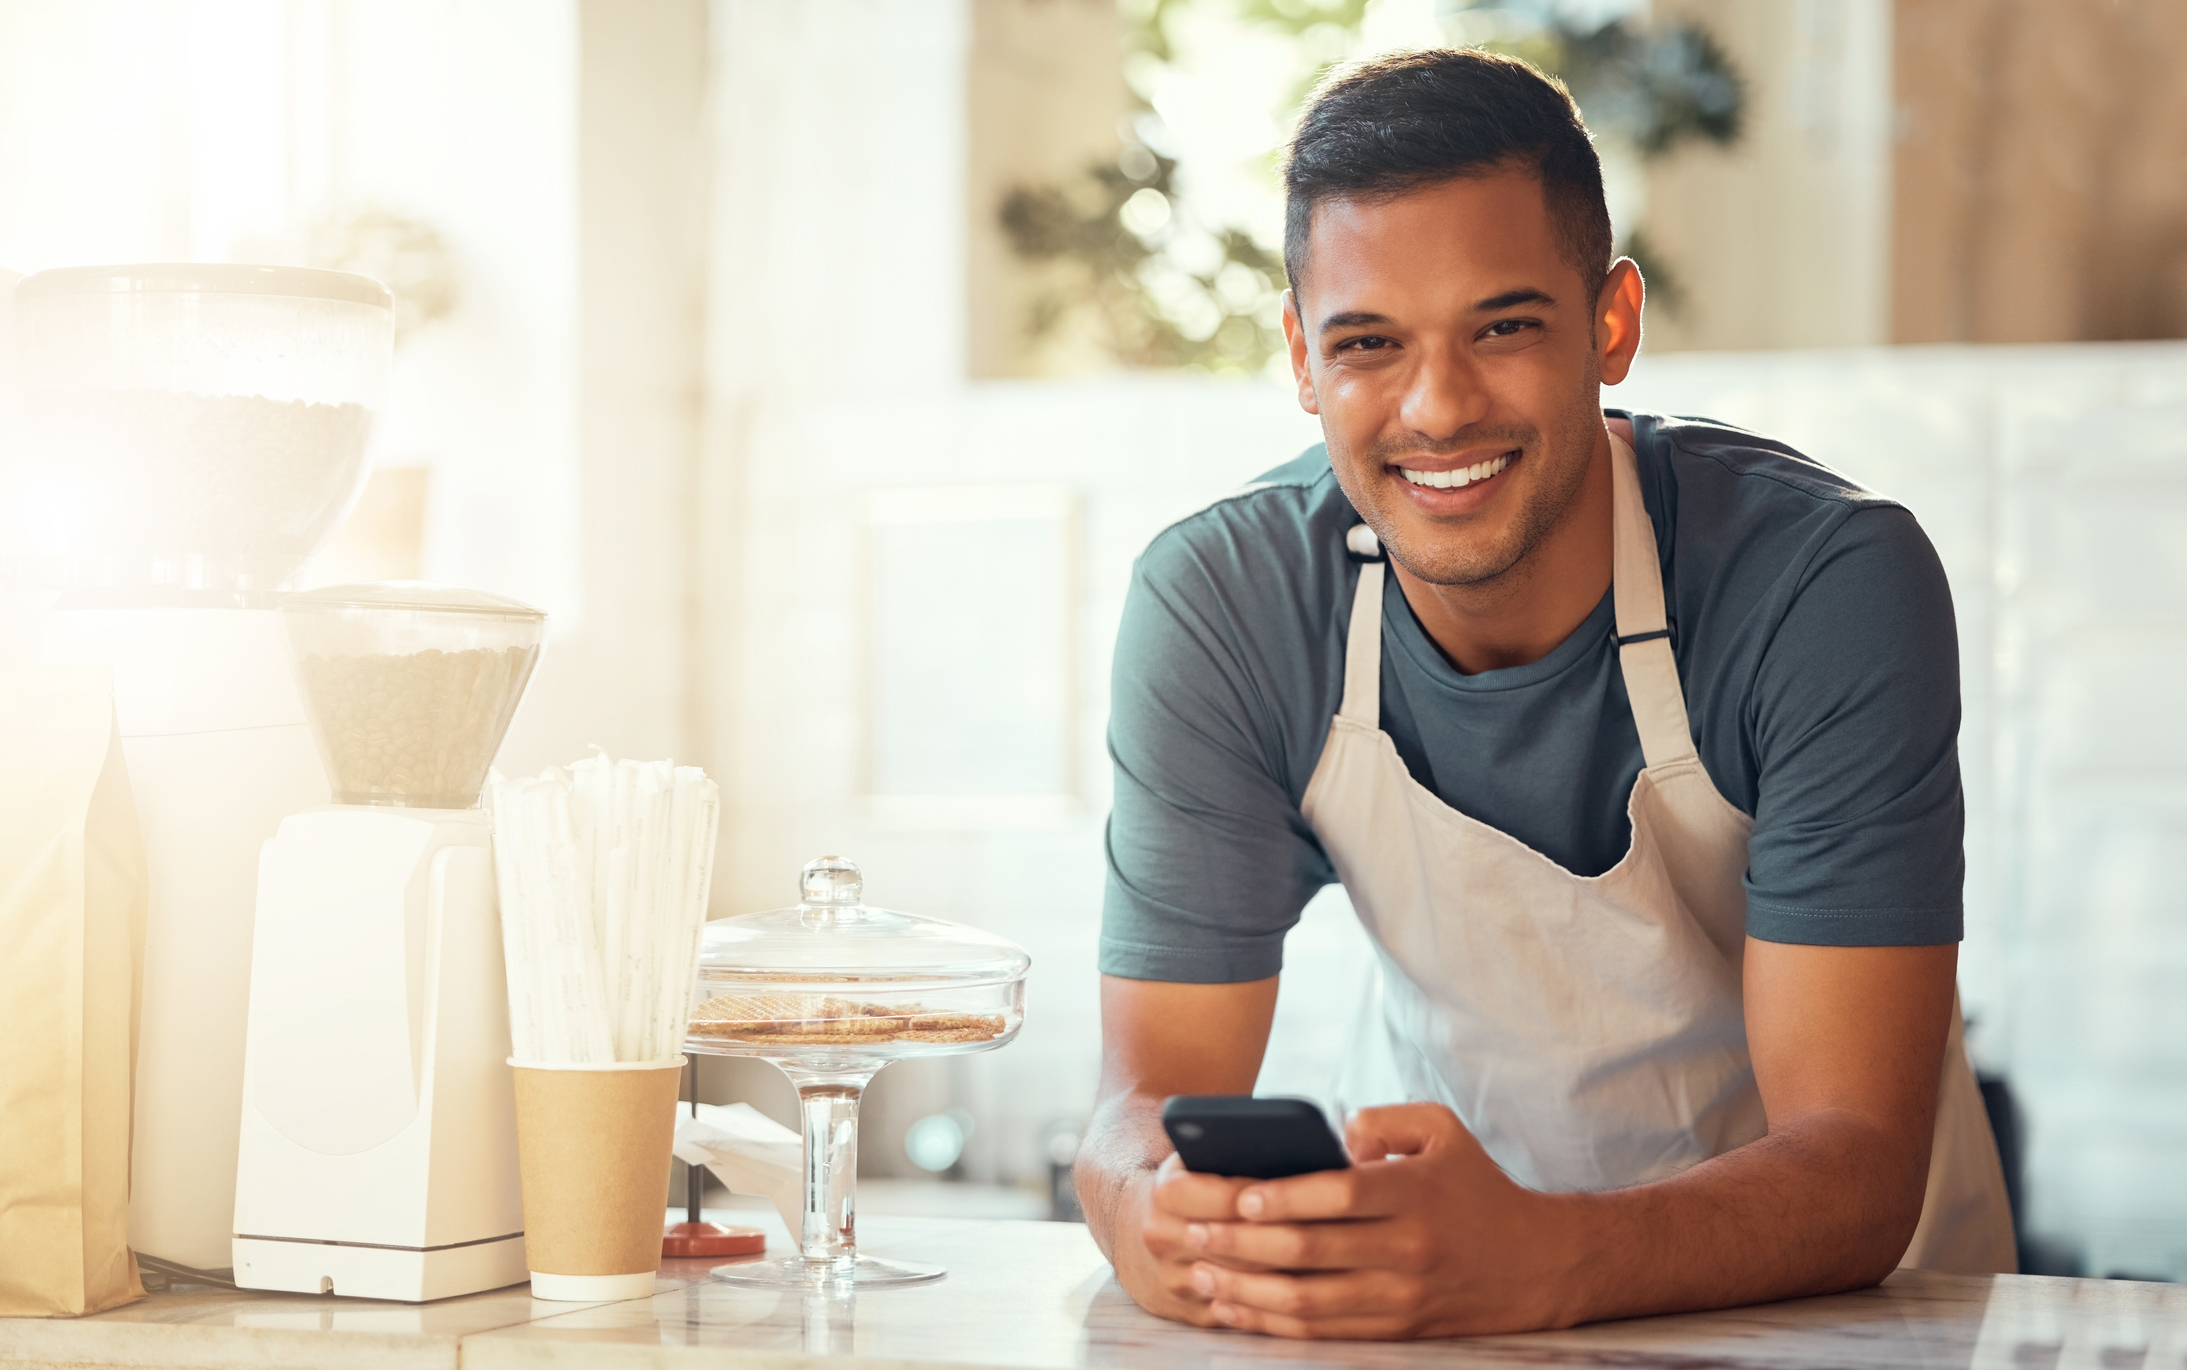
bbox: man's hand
[1180,1104,1574,1339]
[1099,1156,1256,1325]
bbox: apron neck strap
[1338,526,1385,726]
[1610,432,1699,769]
[1334,432,1697,770]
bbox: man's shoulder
[1630,409,1939,593]
[1632,410,1950,683]
[1246,445,1341,491]
[1633,411,1900,519]
[1135,444,1357,591]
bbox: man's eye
[1340,335,1393,351]
[1483,319,1535,338]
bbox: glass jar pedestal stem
[711,1065,943,1289]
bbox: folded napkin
[672,1103,802,1238]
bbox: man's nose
[1398,345,1489,445]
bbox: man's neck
[1390,417,1626,676]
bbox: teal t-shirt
[1099,410,1964,984]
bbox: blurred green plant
[1483,5,1742,157]
[997,0,1741,373]
[1000,150,1288,371]
[998,0,1347,375]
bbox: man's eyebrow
[1317,289,1556,335]
[1318,309,1394,336]
[1477,287,1554,310]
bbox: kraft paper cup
[510,1056,684,1302]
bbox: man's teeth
[1399,454,1513,489]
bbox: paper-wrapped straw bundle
[486,756,720,1065]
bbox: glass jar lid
[696,857,1030,984]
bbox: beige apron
[1300,435,2015,1272]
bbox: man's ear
[1280,289,1318,415]
[1595,259,1644,386]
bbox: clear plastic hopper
[8,264,393,602]
[278,582,545,809]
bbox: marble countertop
[5,1216,2185,1369]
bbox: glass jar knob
[799,856,863,907]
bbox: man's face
[1283,172,1623,587]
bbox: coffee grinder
[231,583,544,1301]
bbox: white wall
[308,0,585,634]
[530,0,706,774]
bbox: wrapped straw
[487,755,722,1065]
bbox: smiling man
[1076,50,2016,1340]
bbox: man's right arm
[1089,495,1332,1318]
[1076,974,1279,1324]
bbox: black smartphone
[1160,1095,1351,1180]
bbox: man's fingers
[1343,1101,1470,1162]
[1186,1216,1426,1272]
[1151,1161,1253,1221]
[1232,1159,1404,1223]
[1146,1212,1279,1273]
[1142,1159,1275,1272]
[1190,1262,1427,1330]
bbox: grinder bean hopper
[231,583,544,1301]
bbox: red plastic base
[663,1222,767,1258]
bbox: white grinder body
[233,805,526,1300]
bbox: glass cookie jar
[684,856,1028,1289]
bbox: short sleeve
[1099,534,1335,983]
[1743,505,1964,946]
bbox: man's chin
[1375,520,1521,589]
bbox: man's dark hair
[1283,49,1613,304]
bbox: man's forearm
[1551,1109,1928,1326]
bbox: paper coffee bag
[0,664,147,1316]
